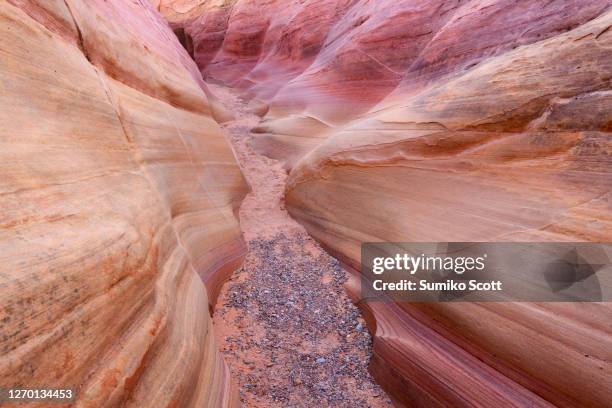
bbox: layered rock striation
[1,1,247,406]
[160,1,612,407]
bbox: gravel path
[210,85,392,407]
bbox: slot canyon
[0,0,611,407]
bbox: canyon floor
[210,85,392,407]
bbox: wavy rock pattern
[156,0,611,165]
[160,1,612,407]
[0,1,247,406]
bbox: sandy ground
[209,84,392,407]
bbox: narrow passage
[209,84,392,407]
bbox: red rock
[161,1,612,406]
[0,1,246,406]
[3,0,611,406]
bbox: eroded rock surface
[1,1,247,406]
[159,1,612,407]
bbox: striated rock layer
[160,1,612,407]
[1,1,248,406]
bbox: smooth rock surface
[157,0,611,167]
[160,1,612,407]
[1,1,247,406]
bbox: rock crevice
[159,1,612,407]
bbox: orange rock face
[1,1,247,406]
[161,1,612,407]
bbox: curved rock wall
[156,0,611,166]
[0,1,247,406]
[159,1,612,407]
